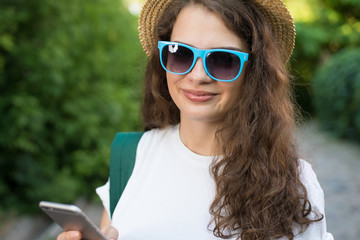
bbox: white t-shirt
[96,125,333,240]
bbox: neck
[179,118,220,156]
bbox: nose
[187,57,212,84]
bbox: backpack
[109,132,144,218]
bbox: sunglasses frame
[158,41,249,82]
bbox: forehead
[170,5,248,51]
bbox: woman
[58,0,333,239]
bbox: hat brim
[138,0,295,63]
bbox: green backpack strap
[109,132,144,218]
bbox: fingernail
[71,231,81,238]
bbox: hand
[56,230,82,240]
[56,226,119,240]
[101,225,119,240]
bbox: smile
[182,89,218,102]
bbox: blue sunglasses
[158,41,249,82]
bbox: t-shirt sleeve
[296,160,334,240]
[96,180,111,219]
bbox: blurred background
[0,0,359,239]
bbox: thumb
[101,225,119,240]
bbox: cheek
[166,73,175,91]
[220,81,242,108]
[226,66,246,99]
[221,78,242,95]
[226,85,241,102]
[166,73,181,100]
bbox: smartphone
[39,201,108,240]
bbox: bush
[312,48,360,141]
[0,0,145,214]
[288,0,360,115]
[291,21,331,116]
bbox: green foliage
[0,0,146,214]
[312,48,360,141]
[289,0,360,115]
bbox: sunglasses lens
[162,44,194,74]
[206,52,241,81]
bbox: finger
[101,225,119,240]
[57,231,82,240]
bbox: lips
[182,89,218,102]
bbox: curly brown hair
[141,0,323,239]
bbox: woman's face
[167,4,248,125]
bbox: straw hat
[138,0,295,63]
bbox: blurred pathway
[299,121,360,240]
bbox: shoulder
[139,125,178,145]
[298,159,324,198]
[295,160,334,240]
[298,160,322,189]
[297,159,325,216]
[136,124,179,155]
